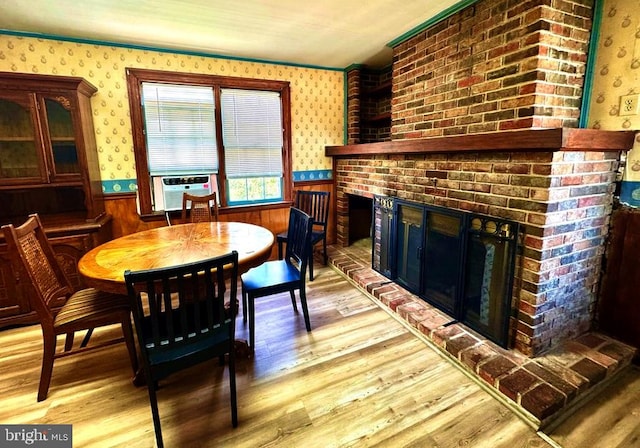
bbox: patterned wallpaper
[587,0,640,205]
[0,35,344,193]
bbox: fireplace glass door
[423,210,464,315]
[371,196,520,347]
[395,202,424,294]
[462,217,519,346]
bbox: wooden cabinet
[0,72,111,328]
[598,206,640,353]
[0,72,105,223]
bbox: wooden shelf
[51,137,76,142]
[363,81,392,97]
[364,112,391,124]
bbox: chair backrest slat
[294,190,329,231]
[124,251,239,369]
[181,192,219,223]
[162,276,175,343]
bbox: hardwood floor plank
[1,265,636,447]
[546,365,640,448]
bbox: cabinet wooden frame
[0,71,105,222]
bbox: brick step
[327,244,637,429]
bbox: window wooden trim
[126,68,292,216]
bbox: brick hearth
[326,240,636,430]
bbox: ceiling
[0,0,461,69]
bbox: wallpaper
[587,0,640,205]
[0,35,344,193]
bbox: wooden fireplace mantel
[325,128,636,157]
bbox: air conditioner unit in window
[154,175,213,211]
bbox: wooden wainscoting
[104,180,336,254]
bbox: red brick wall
[346,69,360,145]
[336,149,621,355]
[391,0,593,138]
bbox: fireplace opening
[372,195,520,347]
[348,194,373,245]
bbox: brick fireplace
[325,0,638,425]
[331,0,638,357]
[328,129,635,357]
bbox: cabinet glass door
[43,96,80,177]
[0,94,46,183]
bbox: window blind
[221,89,283,178]
[142,83,218,175]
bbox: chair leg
[121,314,139,376]
[288,290,298,312]
[308,251,314,282]
[322,238,328,265]
[147,382,164,448]
[80,328,94,348]
[299,286,312,332]
[277,239,284,260]
[248,294,256,352]
[228,341,238,427]
[38,333,57,402]
[241,282,248,323]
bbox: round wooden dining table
[78,221,274,295]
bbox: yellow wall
[0,35,344,192]
[587,0,640,200]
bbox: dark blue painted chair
[242,207,314,352]
[277,190,330,281]
[124,251,239,448]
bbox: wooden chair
[124,251,239,448]
[242,207,314,352]
[181,191,219,223]
[276,190,330,281]
[1,214,138,402]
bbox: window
[142,83,218,176]
[126,68,292,215]
[221,88,284,205]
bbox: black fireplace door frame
[372,195,397,279]
[393,199,426,294]
[371,195,521,348]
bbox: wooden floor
[1,264,639,447]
